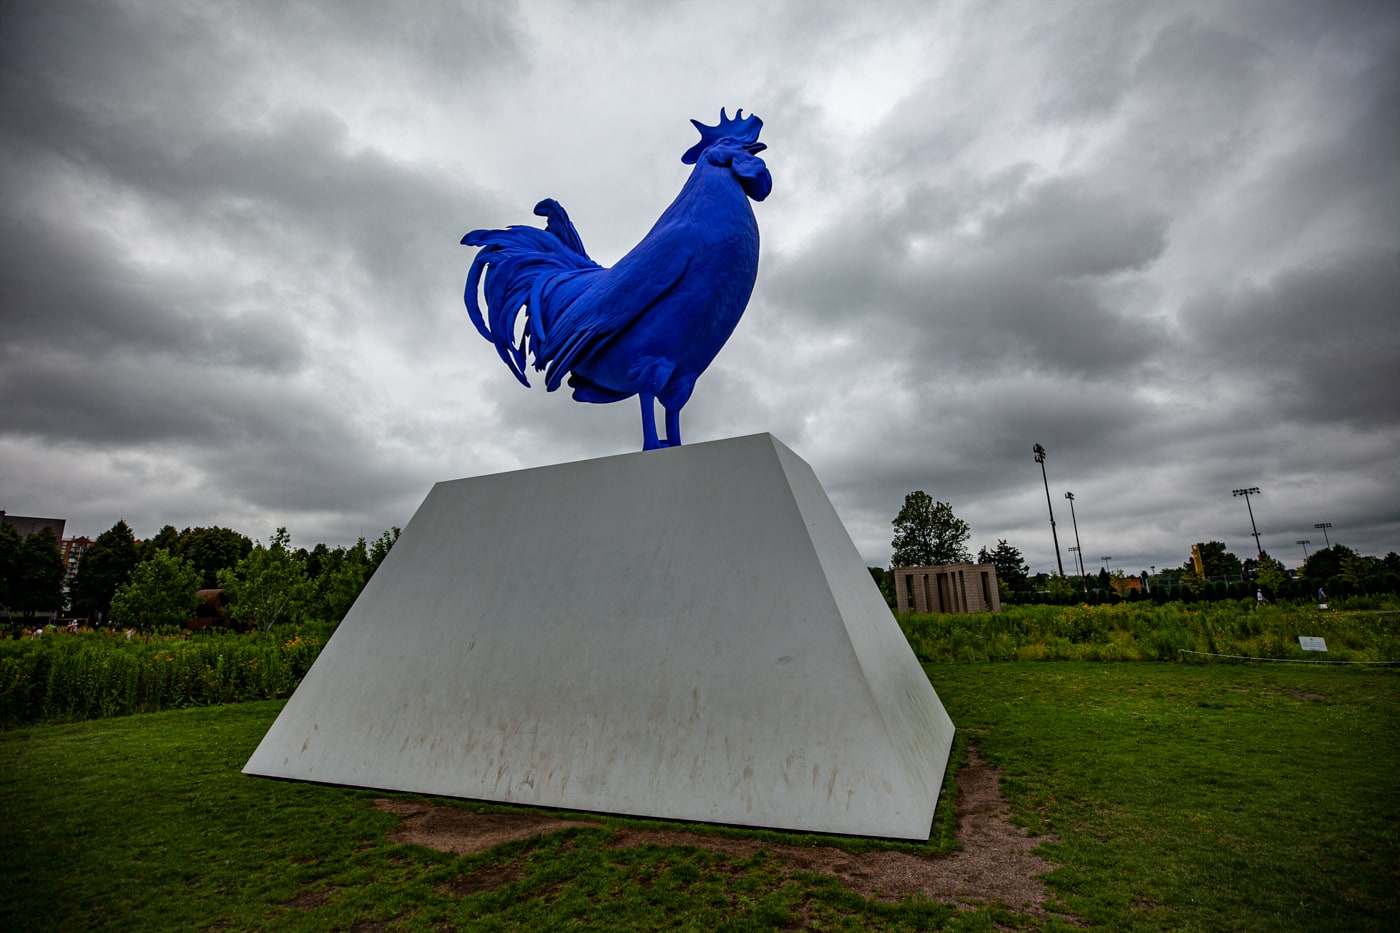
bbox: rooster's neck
[661,160,755,223]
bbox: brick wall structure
[60,536,93,595]
[893,562,1001,614]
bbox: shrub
[896,598,1400,664]
[0,626,327,728]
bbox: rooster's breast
[573,206,759,394]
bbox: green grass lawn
[3,662,1396,931]
[933,663,1399,931]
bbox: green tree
[138,525,181,562]
[175,526,253,589]
[1045,573,1076,603]
[136,525,253,588]
[13,528,65,619]
[368,527,401,576]
[1181,542,1244,579]
[0,521,22,610]
[217,528,311,634]
[301,542,330,581]
[977,539,1030,595]
[1339,550,1382,591]
[891,492,971,567]
[1301,544,1355,582]
[1255,556,1289,599]
[314,540,372,622]
[110,549,201,630]
[867,566,895,607]
[1181,569,1206,598]
[71,520,141,623]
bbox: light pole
[1297,539,1311,561]
[1064,492,1086,579]
[1232,487,1263,558]
[1033,444,1065,577]
[1313,522,1333,549]
[1068,546,1082,580]
[1101,556,1113,571]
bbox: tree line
[0,520,400,633]
[871,490,1400,607]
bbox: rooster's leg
[663,407,681,448]
[640,393,661,451]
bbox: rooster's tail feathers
[462,201,600,387]
[533,198,588,256]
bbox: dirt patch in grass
[282,886,338,910]
[377,798,598,855]
[595,745,1056,913]
[347,921,397,933]
[436,862,525,896]
[375,745,1056,914]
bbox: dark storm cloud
[0,213,307,369]
[0,0,515,309]
[1029,2,1139,123]
[0,0,518,543]
[764,171,1171,381]
[1,351,294,446]
[742,1,1400,568]
[0,100,490,437]
[1,0,1397,572]
[1182,251,1400,426]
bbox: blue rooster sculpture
[462,109,771,451]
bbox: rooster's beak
[743,142,767,155]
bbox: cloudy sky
[3,0,1397,575]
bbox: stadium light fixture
[1033,444,1065,577]
[1232,487,1263,558]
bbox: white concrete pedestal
[244,434,954,839]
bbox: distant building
[1,513,73,622]
[60,536,93,595]
[0,510,66,542]
[893,562,1001,614]
[1111,576,1143,595]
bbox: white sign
[1298,636,1327,652]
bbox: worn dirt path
[375,744,1059,915]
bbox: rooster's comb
[681,108,764,165]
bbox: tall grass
[0,627,325,728]
[899,597,1400,662]
[8,598,1397,729]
